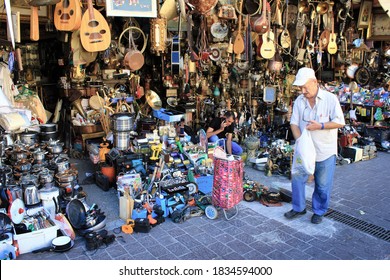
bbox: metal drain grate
[306,203,390,242]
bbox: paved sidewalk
[17,152,390,260]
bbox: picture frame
[106,0,157,18]
[367,10,390,41]
[357,1,372,29]
[0,0,48,23]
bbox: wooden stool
[81,131,105,152]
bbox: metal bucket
[113,131,130,150]
[110,113,135,132]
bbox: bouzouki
[54,0,82,31]
[306,10,316,55]
[251,0,269,35]
[260,3,275,60]
[30,6,39,41]
[233,0,245,56]
[327,11,337,55]
[80,0,111,52]
[280,0,291,49]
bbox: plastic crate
[152,108,184,122]
[194,175,214,194]
[14,222,59,254]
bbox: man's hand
[220,120,229,130]
[306,120,322,131]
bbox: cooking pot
[39,131,59,142]
[113,131,130,150]
[32,236,74,253]
[17,130,39,146]
[14,159,33,173]
[32,149,47,161]
[19,173,39,186]
[39,169,54,184]
[55,170,77,183]
[39,123,57,133]
[23,184,40,206]
[55,157,70,173]
[110,113,135,132]
[47,142,63,154]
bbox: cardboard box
[14,223,59,254]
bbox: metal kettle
[23,184,41,206]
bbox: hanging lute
[80,0,111,52]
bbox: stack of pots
[39,123,58,142]
[110,113,135,150]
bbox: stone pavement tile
[72,255,91,260]
[228,218,251,228]
[65,245,89,260]
[106,244,130,259]
[328,247,358,260]
[166,242,191,257]
[307,238,333,253]
[133,233,160,246]
[201,223,226,236]
[222,252,246,260]
[226,239,253,254]
[192,231,218,245]
[166,227,187,238]
[181,245,219,259]
[303,246,339,260]
[255,220,284,233]
[175,234,202,248]
[158,253,180,260]
[89,251,113,260]
[249,240,278,255]
[123,240,147,254]
[114,253,135,260]
[242,249,268,259]
[285,237,312,251]
[131,251,157,260]
[284,248,312,260]
[181,224,205,235]
[266,250,290,260]
[290,230,315,242]
[241,214,271,226]
[156,234,180,246]
[208,241,234,256]
[235,232,257,244]
[223,225,245,236]
[146,243,172,258]
[214,233,235,243]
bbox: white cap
[293,67,317,86]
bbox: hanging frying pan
[32,236,74,253]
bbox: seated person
[206,111,243,155]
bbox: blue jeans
[209,135,243,156]
[291,155,336,216]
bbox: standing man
[206,111,243,155]
[284,68,345,224]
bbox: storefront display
[1,0,390,258]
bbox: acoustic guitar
[80,0,111,52]
[54,0,82,31]
[327,11,337,55]
[260,3,275,60]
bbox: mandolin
[233,0,245,56]
[280,0,291,49]
[54,0,82,31]
[327,11,337,55]
[80,0,111,52]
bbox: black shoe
[284,209,307,219]
[311,214,323,224]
